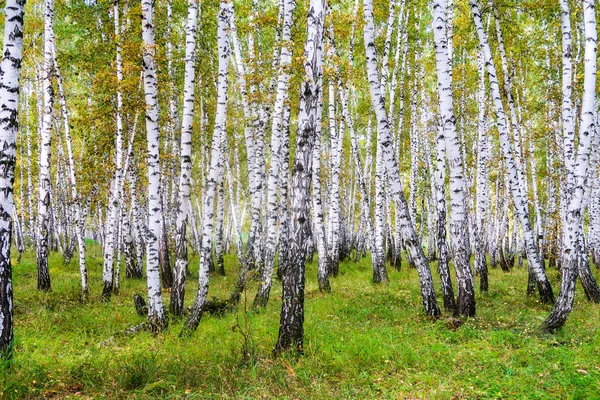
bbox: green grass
[2,245,600,399]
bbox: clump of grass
[117,352,159,390]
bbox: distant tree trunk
[326,27,341,276]
[185,1,232,332]
[36,0,55,292]
[276,0,325,353]
[214,169,226,276]
[52,43,87,298]
[141,0,167,332]
[434,124,456,312]
[373,139,389,283]
[543,0,598,332]
[159,194,173,289]
[0,0,26,358]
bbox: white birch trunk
[185,1,232,331]
[433,0,475,316]
[254,0,296,308]
[363,0,440,317]
[470,0,554,303]
[0,0,26,357]
[171,0,198,316]
[36,0,55,292]
[543,0,597,331]
[141,0,167,331]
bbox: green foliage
[2,245,600,398]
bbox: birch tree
[0,0,26,358]
[542,0,597,332]
[36,0,55,292]
[469,0,554,304]
[363,0,440,317]
[171,0,199,317]
[141,0,167,331]
[185,0,232,332]
[432,0,475,316]
[276,0,325,352]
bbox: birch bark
[0,0,26,358]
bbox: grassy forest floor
[2,243,600,399]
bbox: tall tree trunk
[36,0,55,292]
[432,0,475,316]
[313,85,330,292]
[470,0,554,304]
[171,0,198,316]
[543,0,598,331]
[276,0,324,353]
[185,1,232,332]
[254,0,296,308]
[363,0,440,317]
[0,0,26,358]
[52,42,87,298]
[141,0,167,332]
[102,0,125,299]
[475,48,489,292]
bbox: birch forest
[1,0,600,397]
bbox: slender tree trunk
[543,0,598,332]
[254,0,296,308]
[52,43,87,298]
[313,85,330,292]
[433,0,475,316]
[36,0,55,292]
[470,0,554,304]
[170,0,198,316]
[475,49,489,292]
[363,0,440,317]
[185,1,232,332]
[141,0,167,332]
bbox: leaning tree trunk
[36,0,55,292]
[185,0,232,332]
[170,0,198,316]
[363,0,440,317]
[470,0,554,304]
[141,0,167,332]
[276,0,325,353]
[0,0,26,358]
[542,0,597,332]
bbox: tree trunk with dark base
[276,0,324,353]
